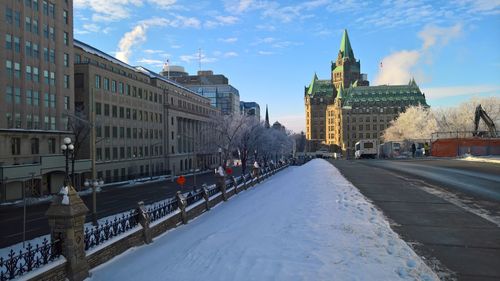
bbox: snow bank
[89,159,438,281]
[458,154,500,164]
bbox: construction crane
[473,104,497,138]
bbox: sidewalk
[331,160,500,281]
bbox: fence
[0,162,289,281]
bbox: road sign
[225,167,233,175]
[176,175,186,186]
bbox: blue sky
[74,0,500,133]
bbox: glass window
[49,27,55,41]
[5,86,13,103]
[26,65,32,80]
[5,60,13,77]
[5,8,13,24]
[32,19,38,34]
[25,16,31,32]
[95,75,101,88]
[31,138,39,154]
[26,90,32,105]
[63,10,68,24]
[50,93,55,108]
[43,1,48,15]
[33,91,39,106]
[48,138,56,154]
[63,53,69,66]
[11,138,21,155]
[49,49,55,63]
[14,62,21,78]
[64,96,70,110]
[33,43,39,58]
[33,67,39,82]
[104,78,109,91]
[25,41,32,56]
[27,115,33,129]
[33,0,38,11]
[49,3,55,18]
[63,32,68,45]
[14,11,20,27]
[64,75,69,88]
[50,71,55,85]
[14,37,20,52]
[5,34,12,49]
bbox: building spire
[265,105,270,128]
[339,29,355,59]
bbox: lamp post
[218,147,222,167]
[254,149,258,163]
[84,178,104,225]
[61,137,74,185]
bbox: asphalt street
[330,158,500,281]
[0,167,242,248]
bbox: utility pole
[90,88,97,225]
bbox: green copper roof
[342,84,428,107]
[305,74,334,97]
[339,29,355,59]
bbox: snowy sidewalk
[89,159,438,281]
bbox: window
[26,65,32,80]
[11,138,21,155]
[25,41,32,56]
[43,24,48,38]
[63,53,69,66]
[64,96,70,110]
[33,91,39,106]
[43,1,48,15]
[111,80,116,92]
[50,93,55,108]
[103,78,109,91]
[104,104,110,116]
[32,19,38,34]
[14,88,21,104]
[118,82,123,94]
[105,148,110,160]
[50,71,55,85]
[119,107,124,118]
[112,126,117,138]
[14,62,21,78]
[26,90,32,105]
[32,67,38,82]
[95,102,101,115]
[5,34,12,49]
[49,26,55,40]
[31,138,39,154]
[25,16,31,32]
[33,44,39,58]
[64,75,69,88]
[5,8,13,24]
[33,0,39,11]
[27,114,32,128]
[96,148,102,161]
[95,75,101,88]
[14,37,20,52]
[112,105,117,117]
[49,49,55,63]
[104,126,110,138]
[6,60,13,77]
[44,93,49,107]
[63,32,68,45]
[44,47,49,61]
[14,11,20,27]
[43,70,49,84]
[49,3,55,18]
[63,10,68,24]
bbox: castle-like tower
[305,29,427,156]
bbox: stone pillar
[45,185,89,281]
[201,184,210,210]
[232,176,238,194]
[176,191,187,224]
[136,201,152,244]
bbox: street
[330,158,500,280]
[0,167,242,248]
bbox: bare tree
[67,104,91,187]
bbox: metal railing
[84,211,139,251]
[0,238,62,281]
[147,199,178,223]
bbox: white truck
[355,139,378,159]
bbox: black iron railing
[147,199,178,223]
[207,185,219,197]
[0,238,62,281]
[84,211,139,251]
[185,190,204,207]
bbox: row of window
[6,61,70,88]
[95,126,163,140]
[6,1,68,22]
[94,74,162,104]
[10,136,57,155]
[96,145,164,161]
[6,35,70,64]
[95,102,162,123]
[5,86,70,109]
[6,113,67,130]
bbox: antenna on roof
[198,48,202,71]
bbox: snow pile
[89,159,438,281]
[458,154,500,164]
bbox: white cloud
[374,24,462,85]
[180,53,217,64]
[144,49,164,54]
[137,58,165,68]
[225,0,254,13]
[74,0,179,21]
[218,37,238,43]
[205,15,239,28]
[257,51,274,55]
[224,52,238,57]
[115,16,200,63]
[422,85,500,99]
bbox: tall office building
[0,0,90,201]
[170,70,240,115]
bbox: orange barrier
[431,138,500,157]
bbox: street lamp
[254,149,258,163]
[84,177,104,225]
[61,137,74,185]
[218,147,222,167]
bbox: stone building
[305,30,427,156]
[73,40,219,184]
[0,0,90,201]
[240,101,260,120]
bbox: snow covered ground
[88,159,438,280]
[457,154,500,164]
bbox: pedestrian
[411,143,416,158]
[424,142,429,156]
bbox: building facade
[240,101,260,120]
[0,0,91,201]
[170,70,240,115]
[305,30,428,156]
[74,41,219,184]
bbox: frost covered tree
[382,105,438,141]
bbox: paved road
[330,159,500,281]
[0,167,243,248]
